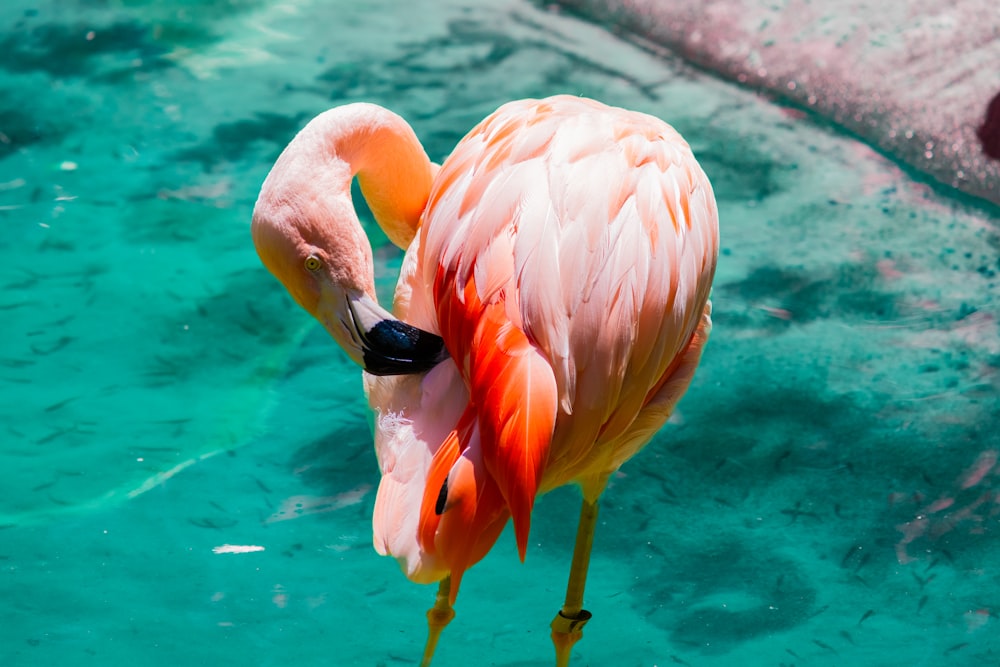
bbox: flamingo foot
[420,577,455,667]
[550,608,592,667]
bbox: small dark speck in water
[188,517,238,530]
[812,638,837,653]
[944,642,969,654]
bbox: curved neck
[296,103,434,250]
[252,104,449,376]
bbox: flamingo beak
[319,289,450,376]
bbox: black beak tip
[360,319,450,376]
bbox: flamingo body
[252,95,718,661]
[367,96,717,593]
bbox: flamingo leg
[420,576,455,667]
[550,497,600,667]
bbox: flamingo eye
[304,255,322,272]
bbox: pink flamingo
[252,95,719,666]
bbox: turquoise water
[3,1,999,665]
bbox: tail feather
[435,451,508,604]
[435,259,558,565]
[418,423,463,555]
[418,408,510,603]
[470,302,558,560]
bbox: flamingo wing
[419,95,717,551]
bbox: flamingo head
[251,175,448,376]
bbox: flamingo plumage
[252,95,718,666]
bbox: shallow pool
[2,1,998,665]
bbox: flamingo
[251,95,718,666]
